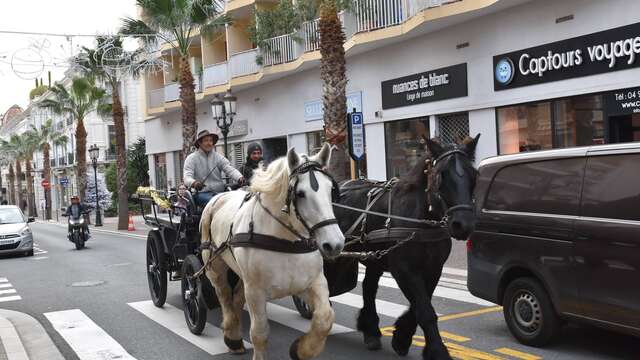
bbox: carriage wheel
[181,255,208,335]
[292,295,313,320]
[146,232,167,307]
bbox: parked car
[0,205,35,257]
[468,142,640,346]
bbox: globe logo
[495,57,515,85]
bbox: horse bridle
[427,148,475,219]
[281,160,340,239]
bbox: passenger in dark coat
[239,142,263,185]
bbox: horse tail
[199,200,216,244]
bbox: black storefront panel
[494,22,640,90]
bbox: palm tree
[40,77,107,204]
[8,165,15,205]
[75,36,143,230]
[319,0,349,181]
[26,119,68,220]
[121,0,229,158]
[0,148,18,205]
[0,136,25,208]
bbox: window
[497,102,552,154]
[173,151,184,188]
[108,125,116,160]
[306,131,325,156]
[485,158,585,215]
[385,118,429,179]
[553,95,604,147]
[154,153,167,191]
[581,153,640,221]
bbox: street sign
[60,177,69,187]
[347,111,366,161]
[41,179,50,188]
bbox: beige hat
[194,129,219,148]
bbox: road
[0,222,638,359]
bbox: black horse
[333,135,480,360]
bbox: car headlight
[20,227,31,236]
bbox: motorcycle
[62,211,91,250]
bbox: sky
[0,0,138,114]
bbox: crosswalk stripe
[264,303,353,335]
[356,274,494,306]
[0,296,21,303]
[442,267,467,277]
[0,289,17,295]
[0,278,7,283]
[128,300,251,356]
[331,292,409,318]
[44,309,137,360]
[0,283,12,289]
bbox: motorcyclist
[65,195,89,238]
[183,130,244,207]
[238,142,263,185]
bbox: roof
[1,105,23,126]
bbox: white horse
[200,144,345,360]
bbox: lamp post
[88,144,102,227]
[210,90,237,159]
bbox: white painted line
[0,278,7,283]
[331,292,410,318]
[440,277,467,285]
[31,257,49,261]
[44,309,136,360]
[264,303,353,335]
[0,289,17,295]
[437,281,468,291]
[128,301,250,355]
[0,296,21,303]
[0,283,12,289]
[442,267,467,277]
[0,313,29,360]
[357,274,493,306]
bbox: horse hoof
[391,331,412,356]
[289,338,302,360]
[224,336,245,353]
[423,345,453,360]
[364,335,382,351]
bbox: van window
[485,158,585,215]
[581,153,640,221]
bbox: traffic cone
[127,213,136,231]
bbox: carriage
[135,187,220,335]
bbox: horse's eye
[296,191,306,198]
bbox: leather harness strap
[230,233,318,254]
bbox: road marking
[447,342,506,360]
[0,296,22,303]
[439,331,471,342]
[263,303,353,335]
[357,274,494,306]
[440,277,467,285]
[380,326,470,343]
[331,292,413,318]
[0,283,12,289]
[0,313,29,360]
[495,348,542,360]
[31,256,48,260]
[0,278,7,283]
[44,309,137,360]
[0,289,17,295]
[439,306,503,322]
[442,267,468,277]
[128,300,251,355]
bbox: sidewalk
[40,215,150,238]
[0,310,64,360]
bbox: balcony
[302,19,320,53]
[68,153,74,164]
[230,49,261,78]
[148,88,164,108]
[50,159,56,167]
[354,0,406,33]
[58,157,66,166]
[164,83,180,102]
[261,33,299,66]
[203,62,229,88]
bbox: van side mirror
[27,217,35,223]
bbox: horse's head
[424,134,480,240]
[286,144,345,258]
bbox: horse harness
[336,148,473,260]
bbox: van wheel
[503,277,560,347]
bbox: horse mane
[395,153,431,193]
[250,157,289,204]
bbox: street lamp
[210,89,237,159]
[88,144,102,227]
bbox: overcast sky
[0,0,138,114]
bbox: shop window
[553,95,604,147]
[307,131,325,156]
[154,153,167,191]
[437,112,469,145]
[497,102,552,155]
[385,118,429,179]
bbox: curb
[0,309,64,360]
[34,221,147,239]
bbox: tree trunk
[25,159,35,216]
[16,160,24,211]
[179,55,197,160]
[76,118,88,204]
[43,144,51,220]
[112,83,129,230]
[319,1,349,181]
[8,165,15,205]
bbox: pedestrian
[183,129,245,207]
[173,183,189,216]
[239,142,263,185]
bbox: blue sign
[495,58,515,85]
[304,91,363,122]
[347,112,365,161]
[60,177,69,187]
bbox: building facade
[143,0,640,189]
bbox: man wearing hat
[183,129,244,206]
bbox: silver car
[0,205,35,257]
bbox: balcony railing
[58,157,66,166]
[230,49,261,78]
[203,62,229,88]
[302,19,320,53]
[148,88,164,108]
[355,0,406,33]
[50,159,56,167]
[164,83,180,102]
[261,33,299,66]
